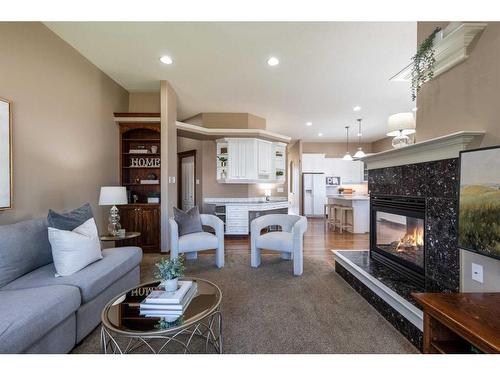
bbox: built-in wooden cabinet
[114,113,162,253]
[217,137,286,183]
[119,204,160,253]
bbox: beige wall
[128,92,160,113]
[371,137,393,153]
[0,22,128,229]
[416,22,499,147]
[160,81,178,251]
[183,112,266,129]
[287,140,302,215]
[417,22,500,291]
[302,142,372,158]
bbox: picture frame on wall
[0,97,12,210]
[458,145,500,261]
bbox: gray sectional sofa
[0,217,142,353]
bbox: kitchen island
[204,197,289,235]
[327,195,369,234]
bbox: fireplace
[370,196,426,286]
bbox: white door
[181,156,195,211]
[239,138,257,180]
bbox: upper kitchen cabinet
[303,153,365,184]
[216,138,287,183]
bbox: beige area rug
[72,252,418,354]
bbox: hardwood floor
[224,217,369,260]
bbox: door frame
[177,150,197,209]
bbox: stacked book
[140,280,197,320]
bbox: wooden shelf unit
[412,292,500,354]
[116,114,161,253]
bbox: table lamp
[387,113,416,148]
[99,186,128,235]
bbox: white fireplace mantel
[362,131,485,170]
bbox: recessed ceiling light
[267,57,279,66]
[318,132,323,137]
[306,122,312,127]
[353,106,361,112]
[159,55,173,65]
[412,107,418,112]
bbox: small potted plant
[276,170,284,177]
[154,255,185,292]
[217,155,227,167]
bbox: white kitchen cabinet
[257,139,273,177]
[227,138,257,180]
[302,153,325,173]
[323,157,364,184]
[217,138,286,183]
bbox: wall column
[160,80,178,252]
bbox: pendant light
[353,118,367,158]
[342,126,353,161]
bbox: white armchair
[250,214,307,276]
[169,214,225,268]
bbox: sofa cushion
[179,231,218,252]
[256,231,294,252]
[47,202,94,231]
[2,246,142,303]
[48,218,102,277]
[0,285,80,353]
[0,218,53,288]
[174,206,203,236]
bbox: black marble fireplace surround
[334,158,460,351]
[368,158,460,292]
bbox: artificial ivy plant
[410,27,441,101]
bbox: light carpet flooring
[73,252,418,354]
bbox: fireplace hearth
[370,196,426,287]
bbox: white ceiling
[45,22,416,142]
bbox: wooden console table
[412,292,500,354]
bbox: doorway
[177,150,196,211]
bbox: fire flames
[396,227,424,252]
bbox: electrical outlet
[472,263,484,283]
[277,187,284,193]
[196,179,200,185]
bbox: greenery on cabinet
[217,155,227,167]
[410,27,441,101]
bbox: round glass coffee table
[101,278,222,354]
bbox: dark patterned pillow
[173,206,203,236]
[47,203,94,231]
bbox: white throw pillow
[48,217,102,277]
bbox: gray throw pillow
[173,206,203,236]
[47,203,94,231]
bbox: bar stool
[338,206,354,234]
[324,203,336,230]
[332,205,343,232]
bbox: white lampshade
[99,186,128,206]
[342,152,353,161]
[386,112,416,137]
[354,148,367,158]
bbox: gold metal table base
[101,309,222,354]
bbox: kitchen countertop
[328,195,369,201]
[204,197,288,205]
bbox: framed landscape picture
[0,97,12,210]
[458,145,500,260]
